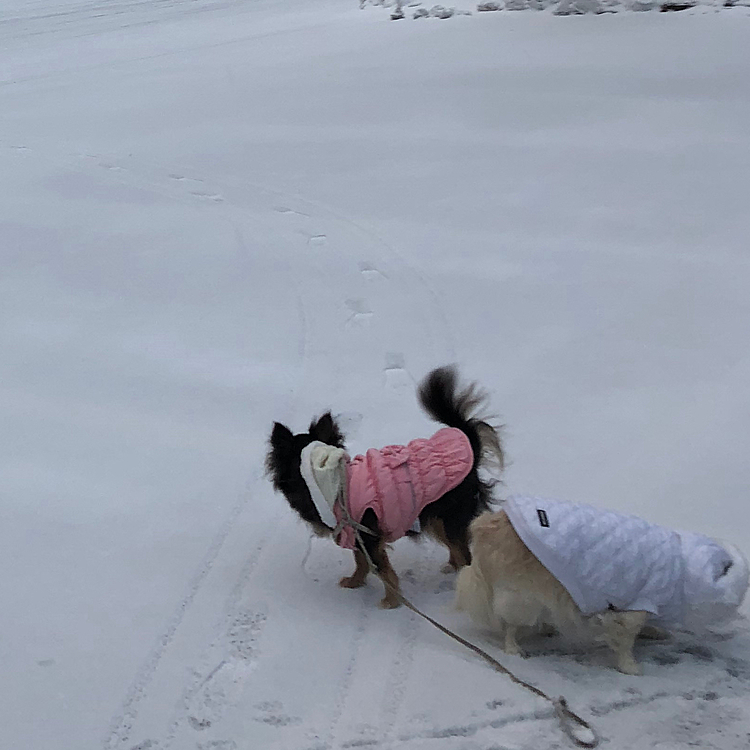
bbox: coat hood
[680,533,749,630]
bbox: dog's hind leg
[598,610,649,675]
[429,517,471,573]
[445,525,471,571]
[339,549,369,589]
[447,541,470,572]
[370,538,401,609]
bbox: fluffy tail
[417,365,504,476]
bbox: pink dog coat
[336,427,474,549]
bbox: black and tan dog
[266,366,503,607]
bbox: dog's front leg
[339,549,369,589]
[598,610,648,675]
[503,624,524,656]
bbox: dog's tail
[417,365,504,478]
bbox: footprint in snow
[188,715,212,730]
[227,610,266,660]
[169,174,206,185]
[190,190,224,202]
[359,261,387,280]
[434,578,454,594]
[345,299,373,328]
[168,174,223,201]
[186,611,266,731]
[253,701,301,727]
[383,353,412,390]
[678,644,715,662]
[274,205,309,217]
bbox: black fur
[414,365,502,562]
[265,413,345,536]
[265,365,503,605]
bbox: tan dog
[455,507,748,674]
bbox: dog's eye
[721,561,733,577]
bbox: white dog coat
[504,495,749,627]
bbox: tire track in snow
[270,195,399,750]
[0,142,280,750]
[103,489,255,750]
[57,151,750,750]
[37,152,316,750]
[56,146,456,369]
[262,177,465,750]
[161,532,277,748]
[332,675,750,750]
[385,624,750,749]
[37,145,458,749]
[229,176,459,364]
[315,600,375,750]
[79,153,382,750]
[375,551,439,750]
[264,185,462,750]
[104,154,458,367]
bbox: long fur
[456,511,660,674]
[418,366,504,477]
[413,366,503,566]
[266,365,503,607]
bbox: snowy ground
[2,2,750,749]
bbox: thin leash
[378,583,598,748]
[334,467,599,749]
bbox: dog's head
[682,537,749,631]
[265,412,346,535]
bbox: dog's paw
[441,562,457,575]
[502,639,525,658]
[379,596,402,609]
[616,656,642,675]
[639,624,670,641]
[339,574,366,589]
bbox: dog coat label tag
[537,509,550,528]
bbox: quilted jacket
[336,427,474,550]
[504,495,748,626]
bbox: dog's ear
[270,421,294,449]
[309,412,345,448]
[266,422,299,488]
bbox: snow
[2,2,750,749]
